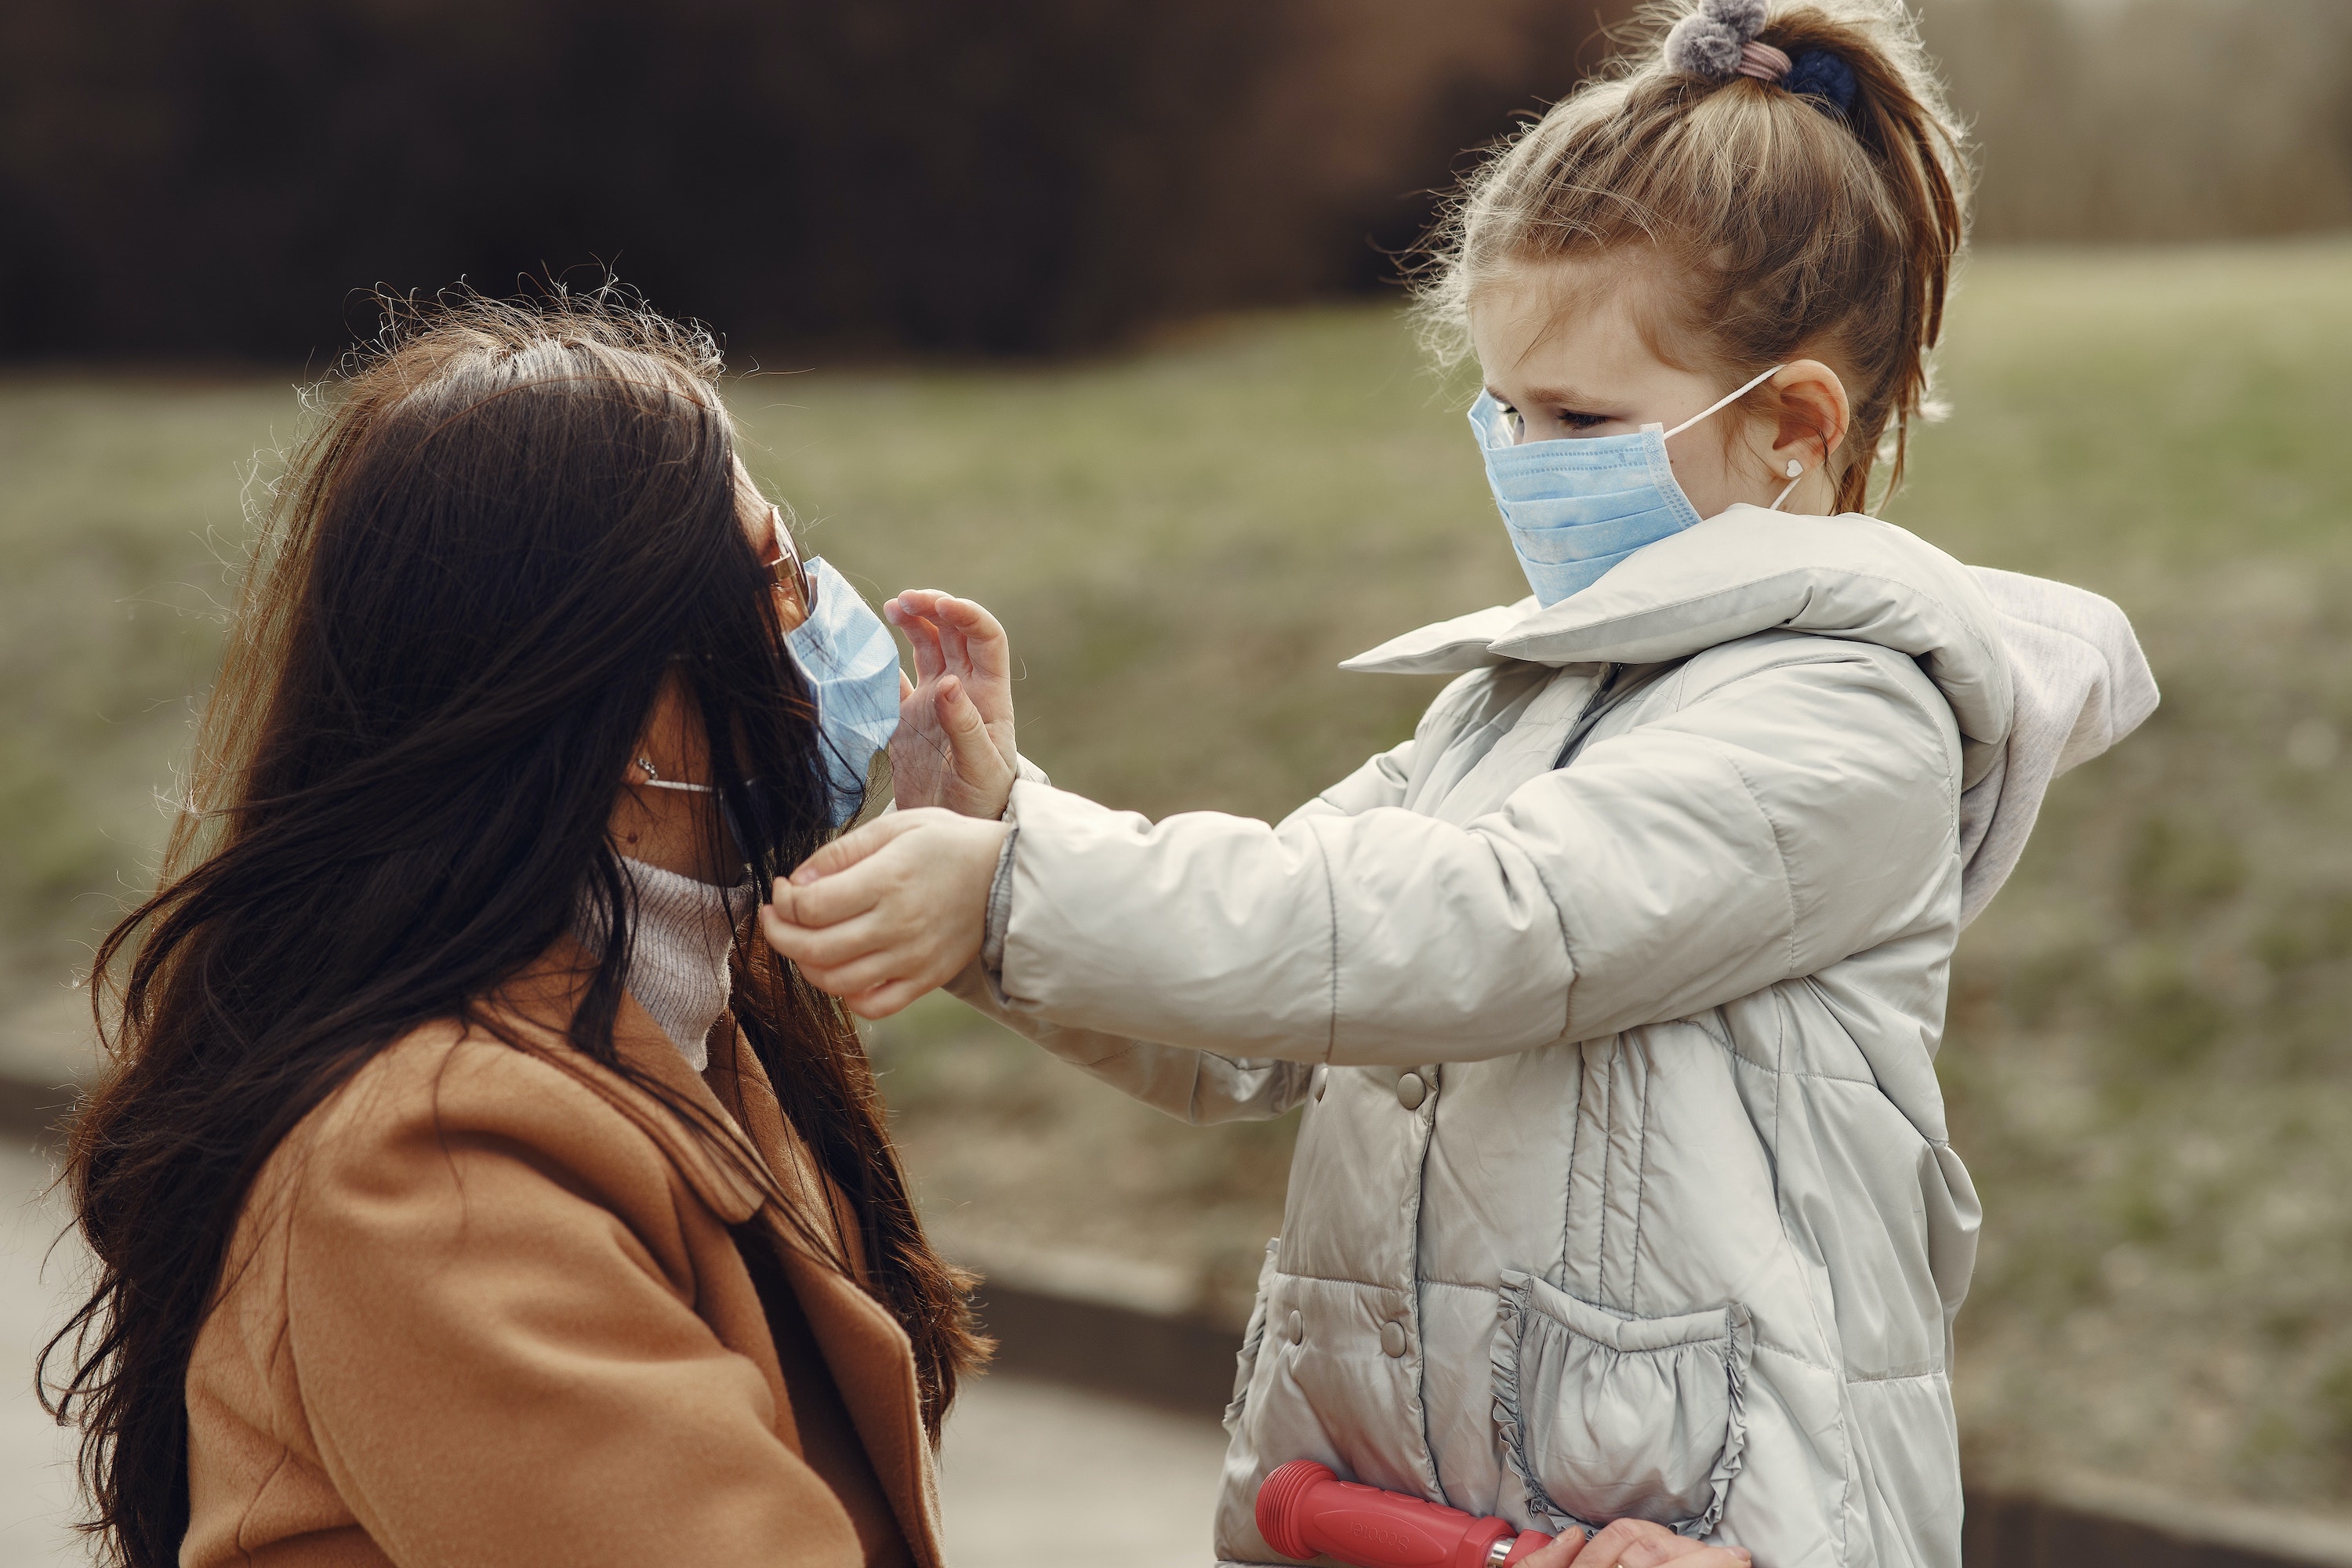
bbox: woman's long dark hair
[40,288,985,1568]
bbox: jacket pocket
[1491,1270,1751,1536]
[1225,1238,1280,1436]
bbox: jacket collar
[1341,508,2016,788]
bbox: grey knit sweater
[574,858,753,1069]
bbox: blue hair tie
[1784,49,1857,116]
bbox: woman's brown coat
[181,949,942,1568]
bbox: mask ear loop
[1657,364,1809,511]
[631,757,717,793]
[1658,363,1785,441]
[632,759,776,888]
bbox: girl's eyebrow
[1515,384,1610,409]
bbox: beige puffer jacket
[951,509,2157,1568]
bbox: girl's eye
[1494,401,1610,438]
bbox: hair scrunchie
[1664,0,1858,119]
[1784,49,1859,116]
[1662,0,1769,79]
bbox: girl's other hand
[760,808,1010,1018]
[1519,1519,1755,1568]
[885,590,1017,818]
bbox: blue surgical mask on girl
[1471,363,1798,607]
[783,557,904,825]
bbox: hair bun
[1664,0,1771,80]
[1784,49,1860,115]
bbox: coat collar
[485,941,769,1221]
[481,944,945,1568]
[705,1024,944,1568]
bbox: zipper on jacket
[1551,660,1682,769]
[1552,663,1621,769]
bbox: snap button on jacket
[182,949,941,1568]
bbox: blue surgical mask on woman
[1472,363,1795,606]
[783,557,904,825]
[635,554,902,834]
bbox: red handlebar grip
[1255,1460,1555,1568]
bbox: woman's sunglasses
[758,503,812,624]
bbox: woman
[44,291,997,1568]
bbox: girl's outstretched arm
[760,732,1433,1125]
[769,637,1957,1069]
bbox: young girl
[768,5,2157,1566]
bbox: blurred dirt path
[0,1142,1225,1567]
[2,1140,79,1566]
[937,1372,1226,1566]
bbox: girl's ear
[1766,360,1851,474]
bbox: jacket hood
[1342,508,2158,924]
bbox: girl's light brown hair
[1415,1,1970,514]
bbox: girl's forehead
[1471,257,1664,379]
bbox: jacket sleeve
[938,734,1421,1123]
[1304,735,1417,818]
[282,1047,866,1568]
[944,962,1312,1124]
[993,641,1959,1064]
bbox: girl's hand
[759,808,1010,1018]
[885,590,1018,819]
[1519,1520,1755,1568]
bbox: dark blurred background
[3,0,2347,361]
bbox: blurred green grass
[4,238,2350,1510]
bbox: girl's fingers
[1512,1532,1586,1568]
[786,811,922,887]
[767,869,880,932]
[1573,1521,1749,1568]
[934,607,971,674]
[844,975,929,1020]
[902,593,991,672]
[759,906,839,971]
[913,620,947,686]
[888,603,947,684]
[935,676,1003,774]
[939,597,1012,682]
[759,903,891,972]
[1572,1523,1663,1568]
[763,808,1000,1002]
[891,588,949,621]
[888,593,1010,713]
[775,896,949,1000]
[772,866,891,931]
[800,945,921,999]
